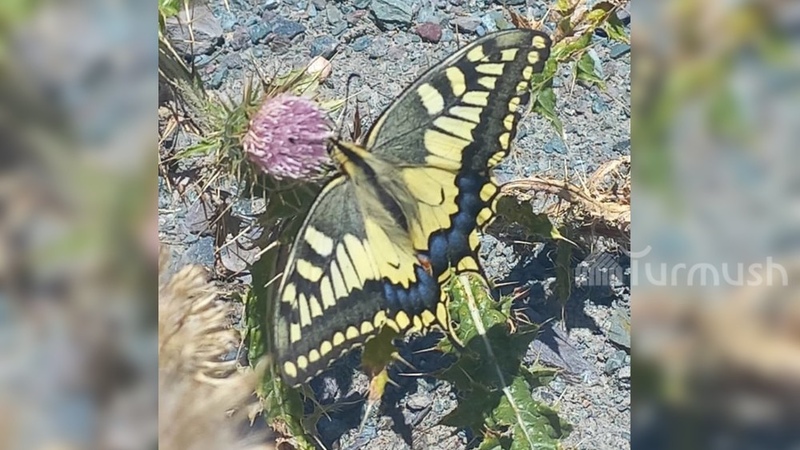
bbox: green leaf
[495,196,562,240]
[575,52,606,89]
[532,85,563,136]
[603,13,630,44]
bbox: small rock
[307,3,317,18]
[248,22,271,44]
[440,28,454,42]
[271,17,306,39]
[406,393,432,411]
[330,20,348,35]
[542,136,566,154]
[416,4,440,24]
[345,9,368,23]
[165,5,223,55]
[310,35,338,57]
[367,37,389,58]
[480,12,499,33]
[610,43,631,59]
[264,0,280,9]
[352,35,372,52]
[326,3,344,24]
[449,0,464,5]
[494,0,524,5]
[592,97,609,114]
[354,0,371,8]
[370,0,413,29]
[209,67,227,89]
[220,13,238,32]
[452,16,481,33]
[386,45,406,60]
[607,309,631,348]
[604,350,627,374]
[229,28,250,51]
[617,366,631,380]
[415,22,442,43]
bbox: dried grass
[158,248,272,450]
[501,156,631,243]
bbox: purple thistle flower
[243,94,330,180]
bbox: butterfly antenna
[335,73,361,139]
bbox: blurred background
[1,0,798,449]
[633,0,800,448]
[0,1,157,449]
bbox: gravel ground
[159,0,630,448]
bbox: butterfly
[273,29,551,386]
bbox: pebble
[542,136,566,154]
[331,20,348,35]
[326,3,344,24]
[271,17,306,39]
[352,35,372,52]
[248,22,271,43]
[592,97,609,114]
[610,43,631,59]
[617,366,631,380]
[354,0,371,8]
[406,393,432,411]
[310,35,338,57]
[604,350,627,374]
[229,28,250,50]
[220,13,238,32]
[415,22,443,43]
[370,0,413,28]
[480,11,500,33]
[416,5,440,24]
[367,36,389,58]
[263,0,279,9]
[452,16,481,33]
[307,3,317,18]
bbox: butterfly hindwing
[274,30,552,386]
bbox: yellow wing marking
[283,361,297,378]
[309,349,321,363]
[297,355,308,370]
[402,167,459,251]
[330,261,348,299]
[499,132,510,149]
[320,340,333,356]
[423,129,469,170]
[433,116,477,141]
[445,67,466,96]
[335,243,361,290]
[298,293,311,327]
[500,48,519,61]
[509,96,521,113]
[449,105,483,124]
[320,276,336,309]
[296,259,323,282]
[290,322,301,343]
[305,226,334,256]
[503,114,515,131]
[477,76,497,89]
[343,234,377,282]
[308,295,323,318]
[532,35,548,50]
[418,83,445,115]
[523,66,533,80]
[475,63,505,76]
[364,219,418,287]
[466,44,485,62]
[463,91,489,106]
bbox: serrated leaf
[532,85,563,136]
[575,52,606,89]
[493,377,571,450]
